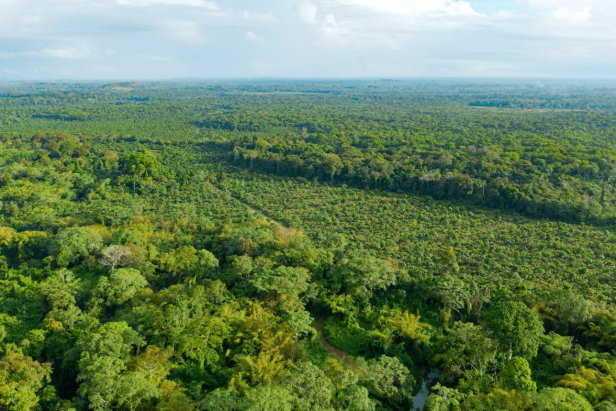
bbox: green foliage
[483,301,544,360]
[323,317,369,356]
[355,355,415,409]
[159,246,219,280]
[533,387,593,411]
[92,268,148,307]
[119,153,162,179]
[2,81,616,410]
[74,323,158,411]
[0,352,51,411]
[433,322,497,383]
[48,227,103,267]
[330,250,398,299]
[498,357,536,392]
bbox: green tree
[323,154,343,180]
[197,249,220,279]
[433,322,497,382]
[115,371,159,411]
[92,268,148,307]
[483,301,544,360]
[239,385,294,411]
[75,322,144,410]
[533,387,592,411]
[0,352,52,411]
[556,291,592,326]
[330,251,398,298]
[48,227,103,267]
[119,153,162,179]
[200,389,240,411]
[425,384,465,411]
[127,346,173,384]
[175,316,230,370]
[159,246,218,280]
[251,265,311,298]
[337,385,375,411]
[282,310,315,343]
[438,247,460,273]
[498,357,536,391]
[358,355,415,408]
[331,369,376,411]
[40,269,80,310]
[380,309,430,344]
[279,362,334,411]
[157,381,196,411]
[159,246,199,277]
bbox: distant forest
[1,80,616,411]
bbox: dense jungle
[2,79,616,411]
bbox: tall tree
[483,301,544,360]
[0,352,52,411]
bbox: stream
[411,368,441,410]
[214,183,442,411]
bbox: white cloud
[528,0,597,5]
[298,2,318,23]
[246,31,264,43]
[335,0,479,16]
[445,1,477,16]
[115,0,217,8]
[0,51,17,59]
[242,10,277,23]
[0,44,102,59]
[324,14,337,26]
[551,6,591,21]
[528,0,596,22]
[34,47,94,59]
[0,0,616,79]
[146,54,171,61]
[162,20,206,44]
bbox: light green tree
[93,268,148,307]
[433,322,497,382]
[330,251,398,298]
[533,387,592,411]
[499,357,537,391]
[48,227,103,267]
[0,352,52,411]
[483,301,544,360]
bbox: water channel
[411,368,441,410]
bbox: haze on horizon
[0,0,614,81]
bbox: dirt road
[209,183,286,228]
[314,317,348,360]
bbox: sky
[0,0,615,80]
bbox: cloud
[324,14,337,26]
[335,0,479,16]
[34,47,94,59]
[146,54,171,61]
[527,0,596,22]
[115,0,217,8]
[551,6,591,22]
[0,51,17,59]
[0,0,615,79]
[161,20,206,44]
[298,2,318,23]
[242,10,277,23]
[246,31,264,43]
[445,1,477,16]
[0,44,101,59]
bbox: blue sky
[0,0,614,80]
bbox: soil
[314,317,348,360]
